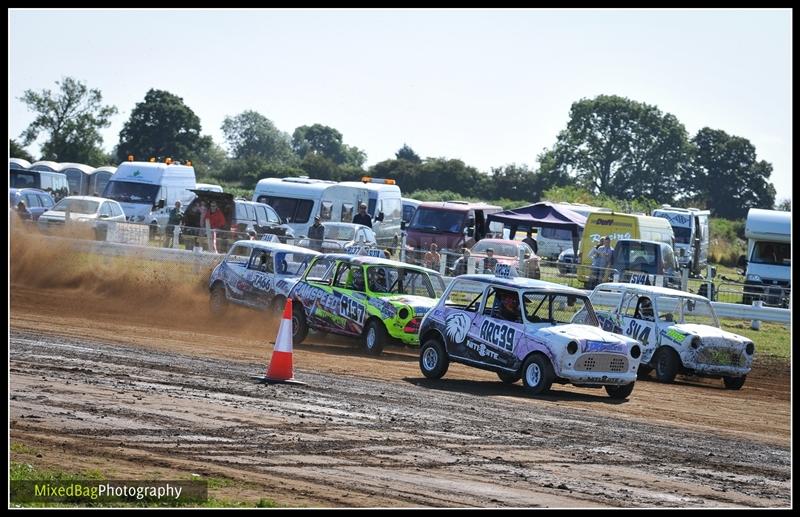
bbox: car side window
[265,206,281,224]
[255,205,269,226]
[100,202,113,217]
[226,244,252,266]
[249,250,273,273]
[621,293,640,318]
[39,194,54,208]
[334,263,353,289]
[24,193,41,208]
[111,203,124,217]
[444,280,484,312]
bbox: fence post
[681,267,689,292]
[172,225,180,249]
[751,300,763,330]
[400,232,407,263]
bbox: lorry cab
[743,208,791,307]
[101,159,197,236]
[652,205,710,276]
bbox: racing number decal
[340,296,365,325]
[252,274,271,291]
[626,319,652,345]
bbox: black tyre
[654,347,679,383]
[497,370,521,384]
[363,319,387,355]
[419,338,449,379]
[636,364,653,380]
[209,285,228,317]
[521,354,554,395]
[292,305,308,345]
[605,382,635,399]
[723,375,746,390]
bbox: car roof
[61,195,115,202]
[9,188,50,196]
[454,274,586,294]
[230,240,321,255]
[594,282,709,301]
[317,253,440,274]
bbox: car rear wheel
[209,285,228,317]
[292,305,308,345]
[605,382,635,399]
[496,370,521,384]
[723,375,746,390]
[419,338,449,379]
[363,319,387,356]
[654,347,679,383]
[521,354,554,395]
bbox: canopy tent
[486,202,587,254]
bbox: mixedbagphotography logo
[10,480,208,505]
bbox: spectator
[164,200,183,248]
[352,202,372,228]
[197,201,209,229]
[206,201,227,253]
[307,215,325,251]
[522,229,538,255]
[589,236,614,288]
[423,243,441,271]
[453,248,471,276]
[483,248,498,273]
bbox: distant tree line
[14,79,779,219]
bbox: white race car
[589,283,754,389]
[418,269,642,399]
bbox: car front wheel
[419,338,449,379]
[521,354,554,395]
[209,285,228,317]
[654,347,679,383]
[723,375,746,390]
[363,319,387,356]
[496,370,521,384]
[292,305,308,345]
[605,382,635,399]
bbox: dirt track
[8,231,792,507]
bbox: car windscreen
[324,224,356,241]
[409,208,466,233]
[523,292,598,326]
[365,266,438,297]
[52,198,99,215]
[679,297,718,327]
[274,251,316,276]
[102,181,159,204]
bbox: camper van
[536,203,611,259]
[102,160,197,236]
[577,212,674,287]
[743,208,790,307]
[652,205,710,276]
[89,166,116,197]
[253,177,369,239]
[405,201,503,267]
[59,162,95,196]
[10,167,69,201]
[339,177,403,245]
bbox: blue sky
[8,8,792,204]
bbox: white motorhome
[101,160,197,236]
[652,205,710,276]
[339,177,403,245]
[253,177,369,238]
[536,203,611,259]
[743,208,790,307]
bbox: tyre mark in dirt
[10,331,789,508]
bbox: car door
[460,287,524,369]
[439,278,485,356]
[222,243,253,305]
[617,292,658,363]
[241,248,275,308]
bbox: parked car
[417,270,641,398]
[465,238,540,278]
[9,188,55,221]
[37,195,126,239]
[296,222,378,252]
[290,254,446,354]
[557,248,578,275]
[589,283,754,389]
[208,240,320,316]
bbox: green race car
[290,254,446,354]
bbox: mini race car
[208,240,320,316]
[589,283,754,389]
[289,254,446,354]
[418,266,642,398]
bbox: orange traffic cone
[252,298,306,385]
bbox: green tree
[9,139,34,161]
[687,128,776,219]
[221,110,296,165]
[116,89,208,164]
[18,77,117,165]
[548,95,691,203]
[775,198,791,211]
[395,143,421,164]
[292,124,367,167]
[193,139,229,179]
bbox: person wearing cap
[352,202,372,228]
[483,248,498,273]
[308,215,325,251]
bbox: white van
[102,160,197,235]
[339,177,403,246]
[743,208,790,307]
[253,177,369,238]
[196,183,224,193]
[537,203,610,259]
[651,205,710,276]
